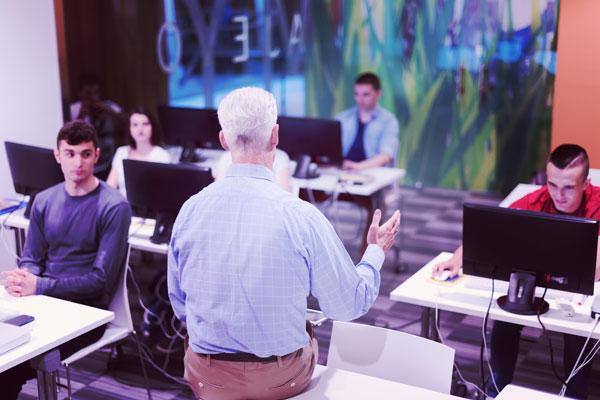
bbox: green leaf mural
[305,0,557,195]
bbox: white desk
[296,167,405,197]
[496,384,572,399]
[499,183,540,207]
[390,252,600,339]
[291,364,462,399]
[194,148,406,197]
[0,288,113,399]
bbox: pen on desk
[578,295,588,306]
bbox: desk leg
[420,307,440,341]
[29,349,60,400]
[420,307,431,338]
[13,227,25,259]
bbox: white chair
[61,256,152,399]
[327,320,455,393]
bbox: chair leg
[132,333,153,400]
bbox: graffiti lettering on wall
[157,0,307,107]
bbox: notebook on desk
[0,322,31,355]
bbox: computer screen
[4,141,64,218]
[157,106,221,162]
[123,159,213,244]
[462,203,598,315]
[277,116,343,166]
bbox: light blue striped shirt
[167,163,384,357]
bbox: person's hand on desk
[1,269,37,297]
[431,246,462,278]
[367,209,401,251]
[342,160,365,171]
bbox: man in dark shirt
[0,121,131,399]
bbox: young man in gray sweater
[1,120,131,399]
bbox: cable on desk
[536,286,568,387]
[433,300,487,397]
[480,269,500,395]
[560,314,600,396]
[128,218,147,238]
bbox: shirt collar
[225,163,274,182]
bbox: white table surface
[291,364,462,399]
[194,148,406,197]
[389,252,600,339]
[498,183,540,207]
[496,384,572,399]
[295,167,405,196]
[0,287,113,373]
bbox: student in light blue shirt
[335,72,400,170]
[168,87,401,400]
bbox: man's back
[169,164,382,357]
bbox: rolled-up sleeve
[378,114,399,161]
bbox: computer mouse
[433,270,451,281]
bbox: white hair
[217,87,278,154]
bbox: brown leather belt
[193,321,315,363]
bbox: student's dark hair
[355,72,381,91]
[548,144,589,181]
[127,107,163,149]
[56,121,99,149]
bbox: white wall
[0,0,63,198]
[0,0,63,268]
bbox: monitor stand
[179,143,203,163]
[497,271,549,315]
[23,194,38,219]
[150,213,174,244]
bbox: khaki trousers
[184,336,318,400]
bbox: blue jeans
[486,320,594,399]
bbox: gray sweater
[19,181,131,309]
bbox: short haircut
[355,72,381,91]
[128,107,163,149]
[548,144,589,181]
[56,121,99,149]
[217,87,277,154]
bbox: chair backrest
[327,321,455,393]
[108,250,134,333]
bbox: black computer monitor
[123,159,213,244]
[157,105,221,162]
[4,141,64,218]
[277,116,343,166]
[463,204,598,315]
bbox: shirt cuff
[35,276,53,295]
[361,244,385,271]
